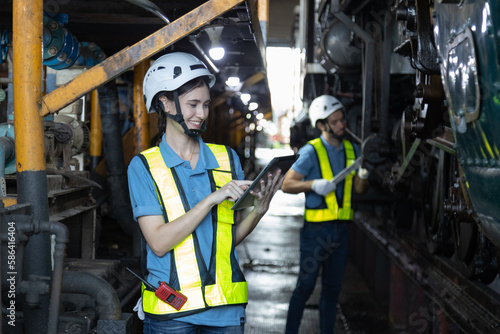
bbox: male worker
[282,95,369,334]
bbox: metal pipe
[62,270,121,321]
[98,81,140,256]
[189,36,220,74]
[257,0,269,45]
[13,0,45,173]
[13,0,52,332]
[379,13,394,137]
[41,220,68,334]
[133,60,150,153]
[119,283,141,308]
[125,0,171,24]
[298,0,308,51]
[15,216,69,334]
[332,11,375,140]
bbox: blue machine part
[434,0,500,247]
[0,123,16,175]
[76,42,106,67]
[43,14,80,69]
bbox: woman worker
[127,51,284,333]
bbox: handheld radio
[126,267,188,311]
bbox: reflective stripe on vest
[140,145,247,318]
[304,138,356,222]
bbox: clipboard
[231,154,299,210]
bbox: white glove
[133,297,145,320]
[311,179,336,196]
[358,168,369,179]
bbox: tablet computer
[231,154,299,210]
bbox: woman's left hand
[250,169,285,215]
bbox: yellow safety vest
[304,138,356,222]
[139,144,248,319]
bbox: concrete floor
[238,190,389,334]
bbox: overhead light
[209,46,225,61]
[248,102,259,111]
[205,26,225,61]
[240,93,251,105]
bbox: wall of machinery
[0,0,272,333]
[291,0,500,287]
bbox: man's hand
[357,168,369,179]
[311,179,336,196]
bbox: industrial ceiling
[0,0,299,119]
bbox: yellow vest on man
[304,138,356,222]
[139,144,248,319]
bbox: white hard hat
[143,52,216,113]
[309,95,344,127]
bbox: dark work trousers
[285,221,349,334]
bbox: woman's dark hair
[155,76,210,139]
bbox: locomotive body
[433,0,500,249]
[295,0,500,282]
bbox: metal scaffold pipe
[90,89,103,170]
[133,60,150,153]
[13,0,52,332]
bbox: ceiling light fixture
[248,102,259,111]
[240,93,251,105]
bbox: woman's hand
[250,169,285,215]
[208,179,253,206]
[233,169,286,245]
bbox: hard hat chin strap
[166,90,206,138]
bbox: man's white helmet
[309,95,344,127]
[143,52,216,113]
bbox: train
[290,0,500,285]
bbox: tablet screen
[231,154,299,210]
